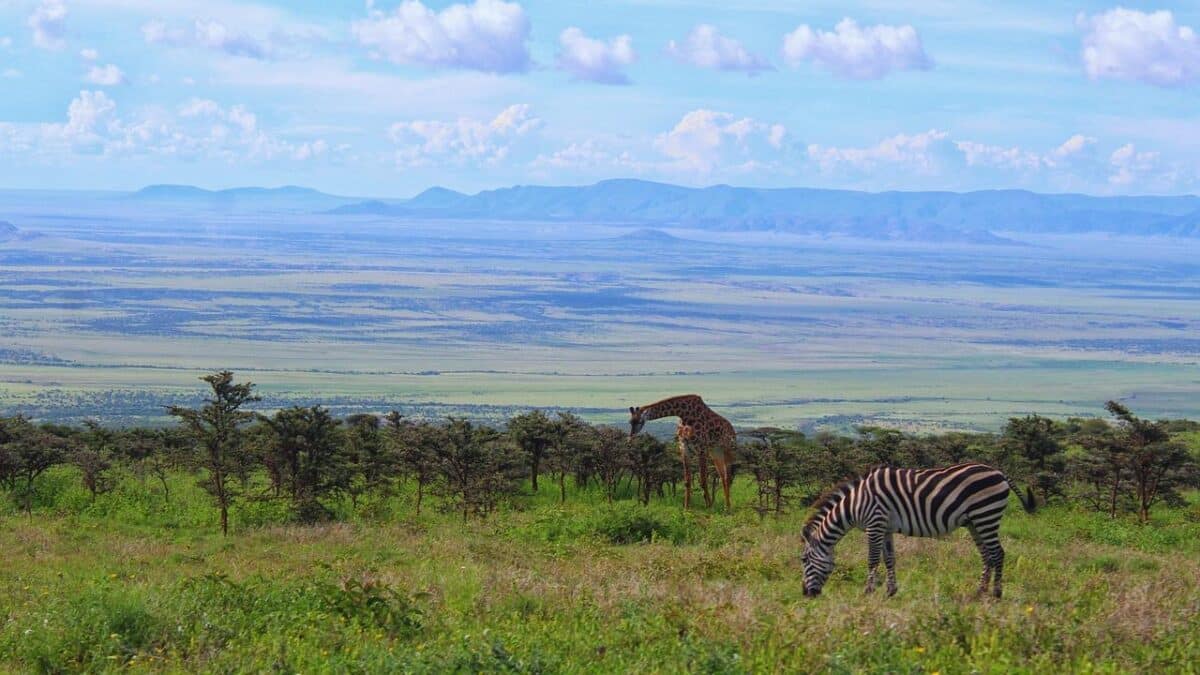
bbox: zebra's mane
[801,473,866,541]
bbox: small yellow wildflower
[1025,605,1034,614]
[914,646,926,654]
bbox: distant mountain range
[0,220,17,241]
[130,184,358,211]
[126,179,1200,242]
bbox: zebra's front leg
[864,531,883,594]
[883,533,898,597]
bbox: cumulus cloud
[955,141,1042,171]
[352,0,531,73]
[666,24,771,74]
[387,104,542,166]
[142,18,270,59]
[29,0,67,51]
[80,48,99,61]
[556,27,635,84]
[0,90,333,163]
[1108,143,1160,186]
[655,109,786,173]
[85,64,127,86]
[807,130,951,174]
[1078,8,1200,87]
[531,139,640,171]
[781,18,930,80]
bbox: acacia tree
[627,432,672,506]
[119,427,188,503]
[0,417,69,514]
[433,418,518,520]
[545,412,592,503]
[507,410,557,493]
[385,412,439,515]
[1105,401,1198,523]
[589,426,627,503]
[74,420,116,502]
[168,371,259,535]
[344,413,398,511]
[260,405,348,522]
[742,428,807,515]
[1002,415,1066,504]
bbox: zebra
[800,462,1035,598]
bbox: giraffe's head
[800,531,834,598]
[628,406,647,438]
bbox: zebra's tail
[1005,475,1037,514]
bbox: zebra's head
[801,535,834,597]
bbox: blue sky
[1,0,1199,196]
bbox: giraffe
[629,394,735,510]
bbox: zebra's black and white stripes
[800,462,1035,598]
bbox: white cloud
[782,18,931,79]
[2,69,21,79]
[29,0,68,51]
[556,27,636,84]
[80,48,99,61]
[955,141,1041,171]
[1108,143,1159,186]
[1078,9,1200,87]
[654,109,787,173]
[142,18,270,59]
[808,129,951,173]
[666,24,771,74]
[1051,133,1095,159]
[387,104,542,166]
[85,64,127,86]
[0,90,333,164]
[531,139,640,171]
[0,37,12,50]
[352,0,531,73]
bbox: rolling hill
[328,179,1200,241]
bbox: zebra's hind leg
[966,522,994,598]
[883,533,898,597]
[990,544,1005,598]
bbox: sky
[1,0,1199,197]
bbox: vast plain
[2,187,1200,431]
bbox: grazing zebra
[800,462,1035,598]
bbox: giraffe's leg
[710,450,732,511]
[697,448,713,508]
[679,440,692,509]
[966,522,993,598]
[883,533,898,597]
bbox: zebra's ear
[629,406,637,414]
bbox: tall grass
[0,467,1197,672]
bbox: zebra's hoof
[886,586,897,597]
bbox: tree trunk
[415,478,424,515]
[531,454,540,492]
[220,502,229,536]
[558,474,566,504]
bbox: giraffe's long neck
[642,396,702,423]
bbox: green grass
[1,470,1198,672]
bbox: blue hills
[326,179,1200,240]
[125,179,1200,241]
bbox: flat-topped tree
[629,394,736,510]
[168,370,259,535]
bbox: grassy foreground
[1,471,1198,673]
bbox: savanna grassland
[1,471,1198,673]
[2,190,1200,431]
